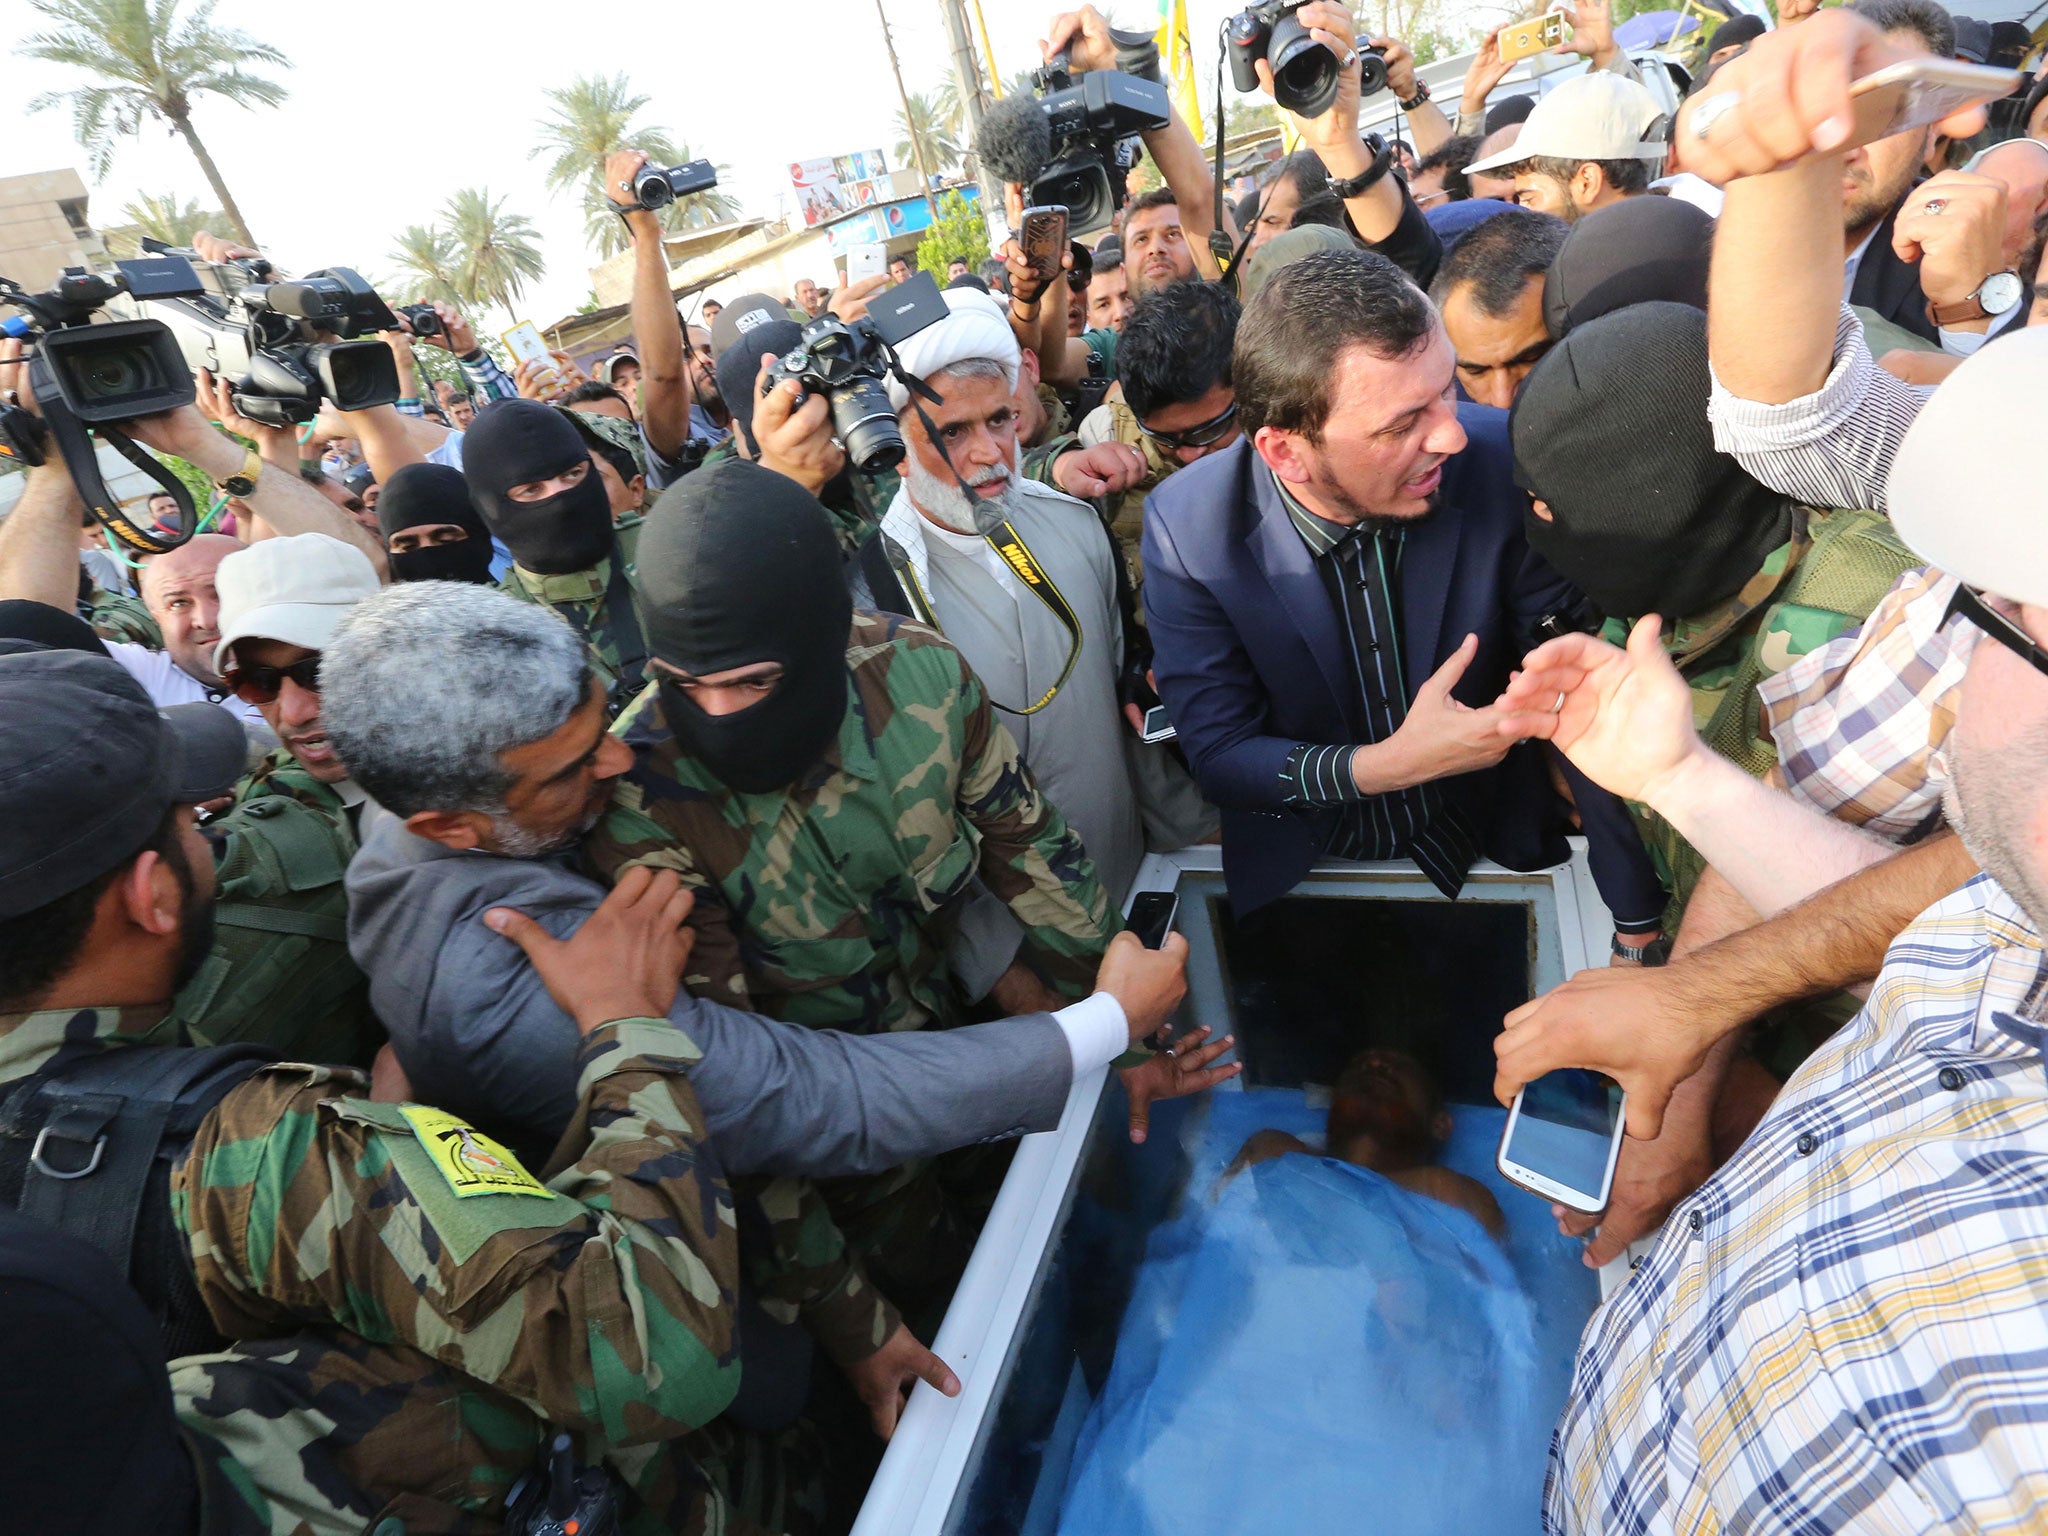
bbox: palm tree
[101,190,220,256]
[441,188,545,316]
[387,223,463,310]
[19,0,289,247]
[895,90,964,180]
[529,71,740,258]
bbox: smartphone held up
[1496,1068,1627,1215]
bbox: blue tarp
[1058,1090,1598,1536]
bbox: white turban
[883,287,1021,410]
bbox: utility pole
[937,0,1006,215]
[875,0,939,225]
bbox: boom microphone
[978,93,1054,187]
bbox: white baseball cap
[1888,325,2048,609]
[213,532,382,671]
[1465,72,1670,174]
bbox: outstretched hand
[485,866,696,1034]
[1118,1024,1240,1144]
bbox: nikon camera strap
[887,520,1084,717]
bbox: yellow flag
[1156,0,1204,134]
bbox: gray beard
[483,802,600,859]
[1945,725,2048,937]
[903,454,1022,535]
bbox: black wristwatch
[1398,79,1431,111]
[1612,933,1673,967]
[1327,134,1395,200]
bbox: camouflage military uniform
[0,1002,747,1528]
[1041,397,1180,622]
[83,582,164,648]
[1599,506,1920,919]
[585,613,1117,1306]
[169,750,381,1068]
[500,556,649,714]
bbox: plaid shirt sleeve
[459,349,518,402]
[1549,875,2048,1535]
[1758,565,1976,842]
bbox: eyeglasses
[1135,399,1239,453]
[1944,581,2048,682]
[222,655,322,704]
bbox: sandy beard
[1945,722,2048,938]
[903,452,1024,535]
[484,799,606,859]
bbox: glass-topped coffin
[852,846,1627,1536]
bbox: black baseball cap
[710,292,799,364]
[0,647,246,919]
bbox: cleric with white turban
[883,288,1021,416]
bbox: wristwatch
[1612,933,1672,967]
[1926,270,2024,328]
[1327,134,1395,200]
[214,446,262,499]
[1398,78,1432,112]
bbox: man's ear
[118,850,182,938]
[627,474,646,504]
[1572,163,1608,210]
[1253,425,1314,486]
[1018,346,1041,389]
[404,809,491,852]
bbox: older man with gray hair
[868,289,1214,1004]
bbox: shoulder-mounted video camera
[1028,52,1173,233]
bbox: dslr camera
[140,247,403,427]
[1226,1,1386,116]
[1027,56,1172,232]
[631,159,718,213]
[0,257,208,553]
[765,315,903,475]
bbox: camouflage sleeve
[177,1021,741,1449]
[738,1176,900,1368]
[1020,433,1080,488]
[950,656,1120,998]
[582,781,753,1010]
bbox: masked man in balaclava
[585,458,1149,1316]
[1511,302,1921,926]
[464,399,649,711]
[375,463,498,586]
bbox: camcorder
[1226,0,1386,116]
[763,270,949,475]
[0,257,207,553]
[1028,56,1172,233]
[138,244,404,428]
[632,159,718,212]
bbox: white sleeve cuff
[1053,992,1130,1076]
[1938,326,1990,357]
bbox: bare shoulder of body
[1392,1166,1508,1239]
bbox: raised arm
[607,149,692,461]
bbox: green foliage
[386,223,464,310]
[915,190,988,281]
[529,72,741,259]
[895,90,965,177]
[1223,98,1281,139]
[441,186,547,315]
[102,190,222,257]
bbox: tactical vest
[0,1043,275,1359]
[173,794,382,1068]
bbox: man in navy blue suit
[1141,249,1665,958]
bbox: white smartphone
[1138,703,1177,743]
[846,243,888,284]
[500,320,557,383]
[1843,59,2023,152]
[1496,1068,1627,1215]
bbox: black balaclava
[637,458,852,793]
[461,399,614,574]
[1542,196,1715,339]
[1510,302,1797,623]
[0,599,112,656]
[376,463,496,585]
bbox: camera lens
[1268,8,1341,116]
[1034,162,1112,235]
[69,339,163,403]
[830,378,904,474]
[1357,50,1388,96]
[634,168,674,211]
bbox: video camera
[1225,0,1385,116]
[1026,56,1172,233]
[138,244,403,428]
[0,257,208,553]
[631,159,719,213]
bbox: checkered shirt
[1547,873,2048,1534]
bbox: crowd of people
[3,0,2048,1530]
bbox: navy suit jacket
[1848,201,1941,345]
[1141,409,1665,923]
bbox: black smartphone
[1126,889,1180,950]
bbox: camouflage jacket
[1599,506,1920,913]
[169,751,381,1068]
[500,556,649,713]
[585,612,1119,1034]
[0,1005,741,1457]
[1083,397,1180,611]
[83,583,163,649]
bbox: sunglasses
[222,655,322,705]
[1944,582,2048,682]
[1136,399,1239,453]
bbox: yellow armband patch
[399,1105,551,1199]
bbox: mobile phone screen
[1140,704,1176,741]
[1503,1069,1622,1197]
[1126,890,1178,950]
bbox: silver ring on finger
[1162,1045,1178,1058]
[1340,48,1358,67]
[1688,91,1740,140]
[1921,197,1948,216]
[618,179,634,193]
[1553,690,1567,714]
